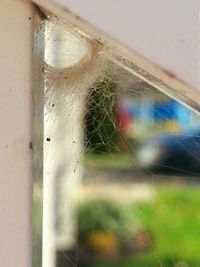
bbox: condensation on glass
[33,7,200,267]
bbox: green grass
[84,153,133,169]
[95,185,200,267]
[32,177,200,267]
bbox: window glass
[33,12,200,267]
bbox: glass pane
[33,10,200,267]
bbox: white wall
[0,1,33,266]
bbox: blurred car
[136,128,200,175]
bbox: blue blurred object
[153,99,176,120]
[124,98,193,130]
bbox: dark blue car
[137,128,200,175]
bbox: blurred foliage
[32,184,200,266]
[84,153,133,169]
[85,78,128,154]
[87,231,119,255]
[78,198,138,242]
[95,185,200,267]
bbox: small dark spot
[28,17,32,20]
[52,104,55,107]
[29,141,33,150]
[63,7,70,13]
[96,38,103,45]
[64,77,68,79]
[33,4,48,20]
[73,141,76,143]
[73,161,79,173]
[42,67,45,73]
[163,69,177,79]
[46,137,51,142]
[75,15,80,20]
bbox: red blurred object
[117,101,132,134]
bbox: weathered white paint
[0,1,33,267]
[32,0,200,113]
[43,20,96,267]
[52,0,200,90]
[44,21,89,69]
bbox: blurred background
[47,61,200,267]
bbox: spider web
[33,13,200,267]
